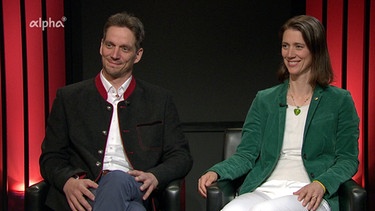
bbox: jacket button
[106,105,112,111]
[98,149,103,154]
[303,153,307,159]
[310,173,315,178]
[102,130,107,136]
[96,161,102,167]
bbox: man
[40,12,193,211]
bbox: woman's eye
[296,45,304,49]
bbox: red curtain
[307,0,375,209]
[1,0,65,209]
[368,0,375,208]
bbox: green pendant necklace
[290,94,310,116]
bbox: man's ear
[134,48,144,63]
[99,39,104,55]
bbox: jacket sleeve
[39,89,86,191]
[310,91,360,198]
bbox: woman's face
[281,29,312,77]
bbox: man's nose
[111,47,120,59]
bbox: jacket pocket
[136,121,163,150]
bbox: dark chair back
[223,128,242,159]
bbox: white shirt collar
[100,70,132,95]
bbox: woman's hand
[198,171,218,198]
[293,181,325,211]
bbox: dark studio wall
[65,0,305,123]
[64,1,305,210]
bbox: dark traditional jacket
[40,74,193,210]
[209,81,359,211]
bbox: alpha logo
[29,16,67,31]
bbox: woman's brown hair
[277,15,334,87]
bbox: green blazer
[209,81,359,210]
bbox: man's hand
[293,181,325,211]
[128,170,159,200]
[63,177,98,211]
[198,171,218,198]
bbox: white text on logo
[29,17,67,31]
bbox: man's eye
[106,43,113,48]
[121,47,129,52]
[282,44,288,49]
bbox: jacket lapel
[303,85,324,137]
[278,82,288,149]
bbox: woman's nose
[286,48,295,58]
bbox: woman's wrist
[313,180,326,193]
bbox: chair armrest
[163,178,185,211]
[25,180,50,211]
[338,179,367,211]
[206,180,238,211]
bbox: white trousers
[221,191,331,211]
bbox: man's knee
[100,170,134,186]
[99,170,143,198]
[128,201,147,211]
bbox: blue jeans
[89,170,146,211]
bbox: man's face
[100,26,143,81]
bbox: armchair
[25,178,185,211]
[206,128,367,211]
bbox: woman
[198,15,359,211]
